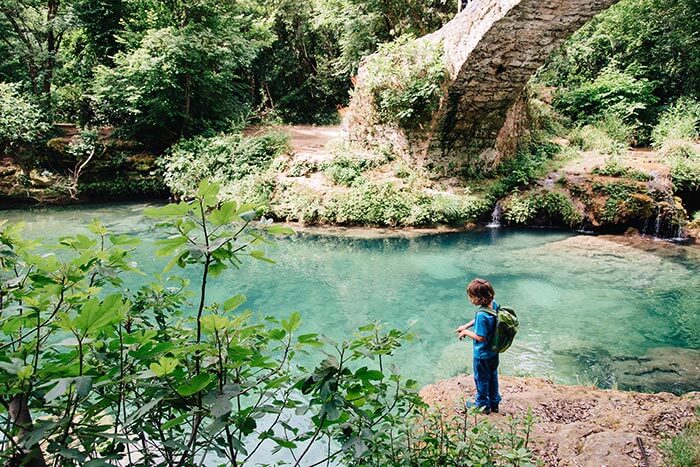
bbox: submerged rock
[611,348,700,395]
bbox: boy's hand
[457,329,470,340]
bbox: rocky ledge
[420,375,699,466]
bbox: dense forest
[0,0,698,230]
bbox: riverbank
[2,123,699,241]
[420,374,700,466]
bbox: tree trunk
[181,73,192,137]
[6,394,47,467]
[42,0,61,108]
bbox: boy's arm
[458,328,486,342]
[456,319,475,333]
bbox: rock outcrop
[420,375,700,466]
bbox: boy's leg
[488,356,501,410]
[473,357,490,409]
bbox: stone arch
[344,0,621,171]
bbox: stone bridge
[344,0,620,173]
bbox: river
[2,202,698,394]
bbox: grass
[652,98,700,149]
[660,409,700,467]
[568,112,636,156]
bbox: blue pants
[473,356,501,408]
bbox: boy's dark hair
[467,278,494,306]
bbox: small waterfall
[486,201,502,228]
[647,199,688,242]
[653,206,663,238]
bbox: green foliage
[328,180,413,225]
[361,36,447,128]
[92,4,273,143]
[161,131,290,197]
[652,98,700,148]
[409,191,489,226]
[488,140,562,197]
[568,113,635,155]
[0,181,534,466]
[313,0,455,76]
[320,181,486,226]
[591,158,651,181]
[0,82,51,174]
[554,66,658,137]
[591,180,654,223]
[79,176,168,199]
[503,190,581,227]
[503,192,537,225]
[667,148,700,192]
[321,152,387,186]
[542,0,700,118]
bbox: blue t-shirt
[473,302,498,360]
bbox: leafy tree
[73,0,124,63]
[250,0,348,123]
[250,0,455,123]
[0,0,76,106]
[91,1,273,144]
[542,0,700,119]
[313,0,455,75]
[0,82,50,176]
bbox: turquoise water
[2,203,699,394]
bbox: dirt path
[244,124,341,159]
[420,375,699,466]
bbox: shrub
[321,151,389,186]
[161,131,290,196]
[568,113,634,155]
[287,159,317,177]
[503,190,580,227]
[592,158,652,181]
[80,176,169,199]
[669,153,700,192]
[328,181,413,226]
[407,191,488,226]
[361,36,447,128]
[554,65,658,140]
[0,83,51,176]
[652,98,700,148]
[488,139,562,196]
[659,140,700,192]
[322,157,363,186]
[503,192,538,225]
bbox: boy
[456,278,501,414]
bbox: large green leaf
[73,296,122,335]
[143,203,192,218]
[223,294,246,312]
[209,200,239,225]
[177,373,214,397]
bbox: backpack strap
[478,306,498,317]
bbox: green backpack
[479,306,519,353]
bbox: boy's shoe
[465,401,491,414]
[490,405,499,414]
